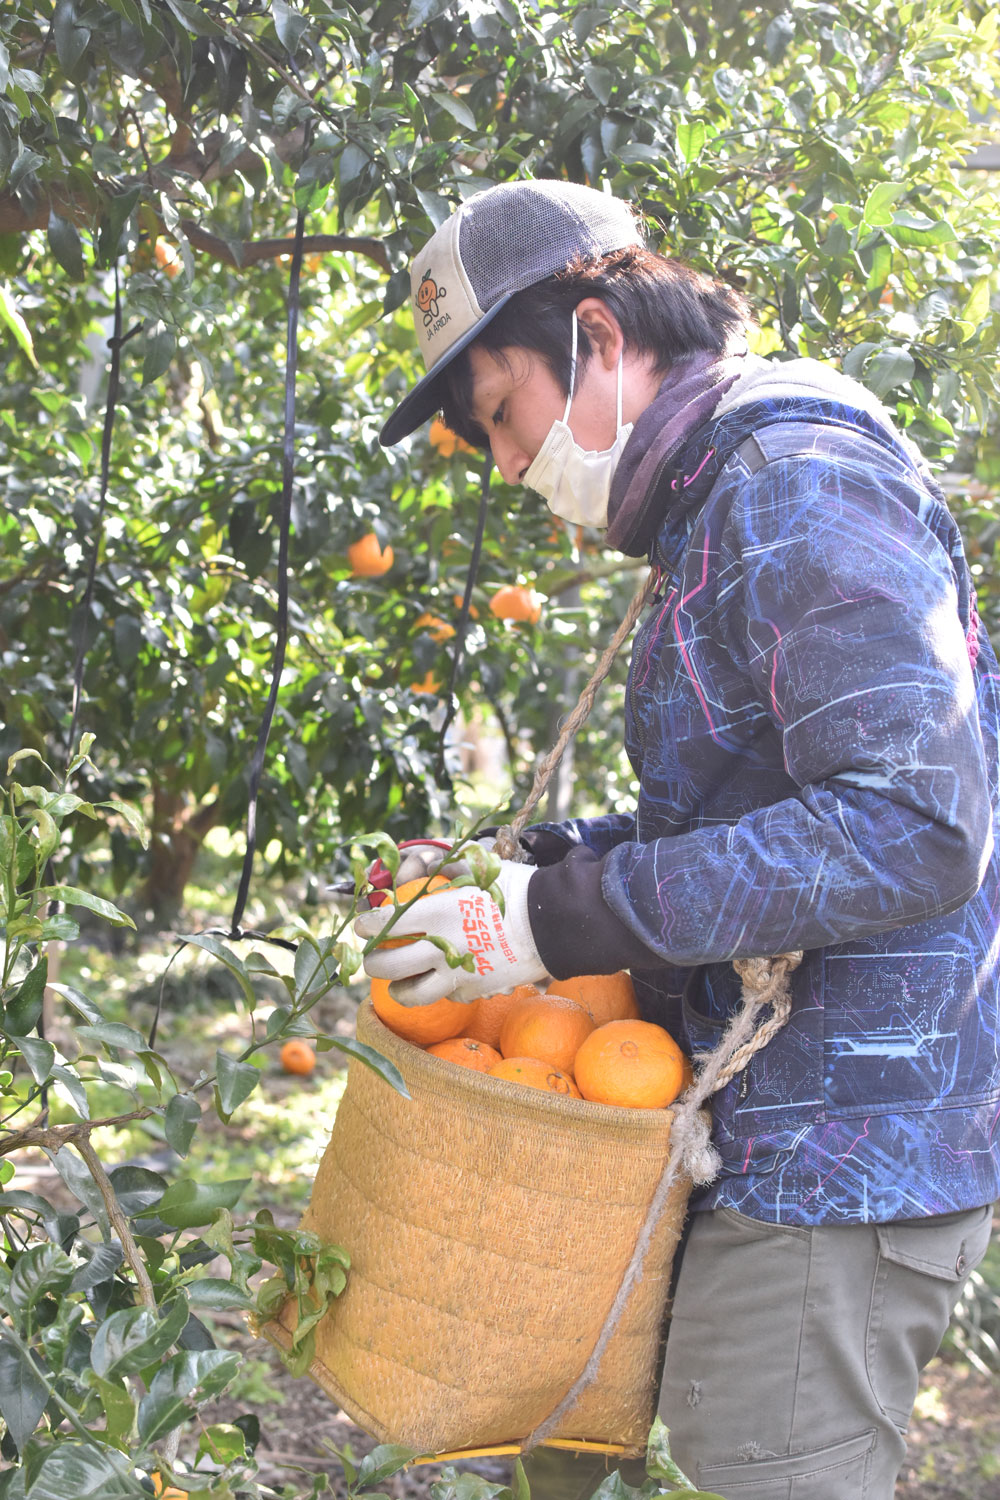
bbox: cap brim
[378,293,513,447]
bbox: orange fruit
[413,611,456,643]
[499,993,595,1074]
[410,670,441,695]
[152,1475,186,1499]
[489,584,542,624]
[429,417,476,456]
[573,1020,685,1110]
[426,1036,502,1071]
[371,976,477,1046]
[452,593,480,619]
[279,1039,316,1076]
[489,1056,581,1097]
[348,532,394,577]
[545,972,640,1027]
[464,983,542,1051]
[154,238,182,278]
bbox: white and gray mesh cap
[379,179,645,446]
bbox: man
[357,179,999,1498]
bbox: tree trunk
[134,786,219,926]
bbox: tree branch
[0,1107,155,1157]
[75,1136,157,1309]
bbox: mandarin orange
[573,1019,685,1109]
[425,1036,502,1072]
[370,975,477,1046]
[463,983,543,1051]
[279,1039,316,1075]
[545,971,640,1026]
[348,532,394,577]
[498,993,594,1074]
[489,1056,581,1097]
[489,584,542,624]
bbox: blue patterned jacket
[535,397,1000,1225]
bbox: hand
[354,861,549,1006]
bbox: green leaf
[406,0,451,25]
[90,1293,190,1378]
[142,321,176,384]
[0,283,38,367]
[106,1165,167,1217]
[293,936,339,1002]
[18,1440,137,1498]
[864,346,915,397]
[862,180,907,227]
[54,0,92,72]
[70,1241,125,1291]
[89,1373,136,1448]
[14,1035,55,1086]
[156,1177,250,1231]
[961,276,992,329]
[676,120,706,164]
[177,932,256,1006]
[0,1334,49,1453]
[645,1415,696,1488]
[47,210,85,279]
[40,885,136,930]
[75,1021,147,1052]
[47,983,105,1025]
[9,1243,75,1313]
[431,91,476,130]
[136,1349,240,1445]
[356,1446,422,1490]
[320,1034,410,1096]
[99,798,148,848]
[185,1278,253,1311]
[5,957,47,1035]
[215,1050,260,1116]
[164,1092,201,1157]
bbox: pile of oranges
[370,963,690,1110]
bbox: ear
[574,297,624,369]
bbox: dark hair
[439,245,753,447]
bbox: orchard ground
[12,905,998,1500]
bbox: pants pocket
[697,1427,875,1497]
[868,1204,994,1429]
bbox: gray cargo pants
[522,1203,994,1500]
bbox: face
[466,342,621,488]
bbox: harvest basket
[262,998,691,1457]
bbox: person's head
[379,179,751,500]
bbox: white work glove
[393,835,498,886]
[354,861,549,1007]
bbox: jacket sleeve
[521,813,637,864]
[530,455,994,975]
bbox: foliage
[0,743,426,1495]
[0,0,997,915]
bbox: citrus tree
[2,5,1000,1478]
[0,0,998,917]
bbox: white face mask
[523,312,633,529]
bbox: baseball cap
[379,179,645,447]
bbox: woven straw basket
[263,999,691,1457]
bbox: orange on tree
[452,592,480,619]
[489,584,542,624]
[429,416,476,457]
[489,1056,581,1097]
[573,1019,686,1109]
[151,1476,187,1500]
[463,982,543,1051]
[348,532,394,577]
[545,971,641,1026]
[280,1039,316,1076]
[154,237,182,278]
[425,1036,502,1072]
[499,992,594,1074]
[410,670,441,695]
[413,611,456,643]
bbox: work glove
[354,861,549,1007]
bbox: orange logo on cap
[417,269,447,326]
